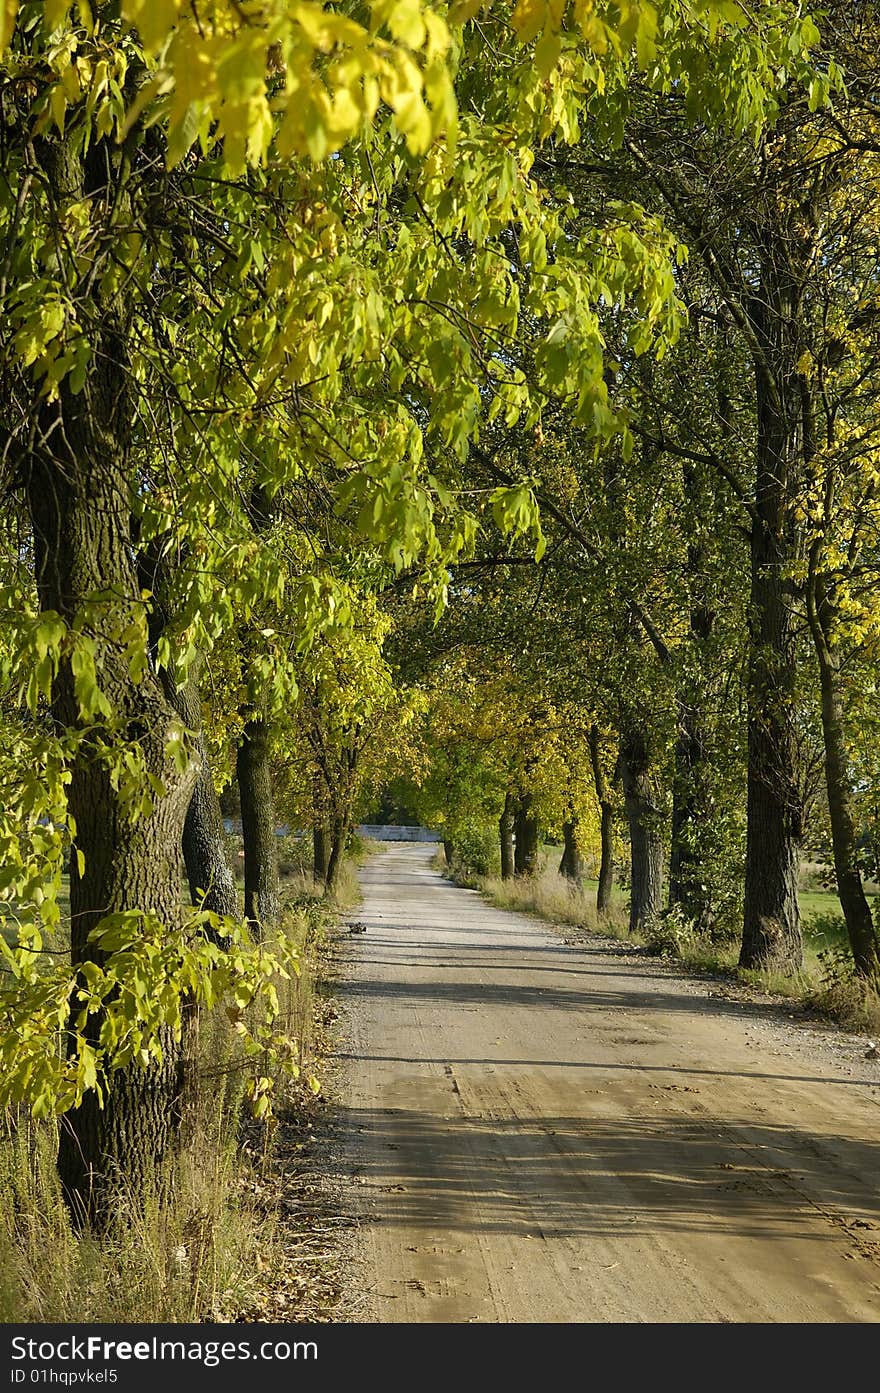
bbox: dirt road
[337,844,880,1322]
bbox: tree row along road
[339,845,880,1323]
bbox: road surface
[337,844,880,1322]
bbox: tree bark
[514,796,539,876]
[669,461,717,934]
[236,716,280,937]
[499,792,515,880]
[597,803,615,914]
[558,818,583,883]
[669,696,715,933]
[739,267,803,973]
[24,128,198,1226]
[163,672,237,1145]
[807,579,880,981]
[313,824,330,885]
[235,482,280,932]
[29,419,194,1227]
[619,727,664,933]
[324,818,349,895]
[171,675,238,920]
[588,726,614,915]
[138,566,238,1145]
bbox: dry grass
[461,863,880,1036]
[479,867,627,935]
[0,1111,284,1322]
[0,887,348,1323]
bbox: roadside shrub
[643,907,699,959]
[277,832,311,879]
[345,829,371,863]
[803,909,849,948]
[451,823,499,879]
[807,941,880,1032]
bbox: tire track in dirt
[336,844,880,1323]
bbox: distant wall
[222,818,440,843]
[357,825,441,843]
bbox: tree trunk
[236,716,280,937]
[808,585,880,981]
[139,545,239,926]
[669,696,715,933]
[165,672,237,1144]
[139,571,237,1145]
[21,126,202,1226]
[740,277,803,973]
[598,802,615,914]
[313,824,330,885]
[28,420,196,1228]
[235,483,280,932]
[588,726,614,915]
[311,768,330,886]
[172,676,238,920]
[514,796,539,876]
[499,793,515,880]
[669,460,717,934]
[619,728,664,933]
[559,819,583,883]
[740,538,803,969]
[325,818,349,895]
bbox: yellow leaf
[1,0,18,53]
[45,0,72,28]
[534,27,561,75]
[448,0,485,22]
[384,0,427,49]
[50,83,67,135]
[122,0,181,53]
[511,0,546,45]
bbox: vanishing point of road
[337,844,880,1322]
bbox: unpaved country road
[336,844,880,1322]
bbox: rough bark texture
[235,483,280,931]
[311,768,330,887]
[236,716,280,937]
[597,804,615,915]
[669,696,715,933]
[558,819,584,883]
[818,663,879,979]
[313,824,330,885]
[619,728,664,934]
[514,796,540,877]
[139,560,238,1145]
[325,820,349,895]
[740,261,803,973]
[669,465,717,934]
[588,726,614,915]
[24,130,198,1226]
[161,674,236,1146]
[499,793,515,880]
[171,675,238,919]
[808,584,880,981]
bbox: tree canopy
[5,0,875,1233]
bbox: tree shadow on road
[334,1103,880,1245]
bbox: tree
[279,593,421,894]
[0,0,828,1223]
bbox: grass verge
[451,860,880,1037]
[0,861,358,1323]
